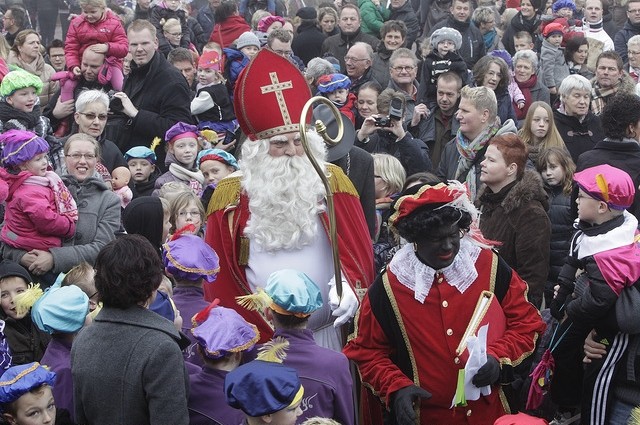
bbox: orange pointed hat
[233,49,312,140]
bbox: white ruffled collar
[576,210,638,259]
[389,238,482,303]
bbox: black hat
[0,261,32,283]
[296,6,317,20]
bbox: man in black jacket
[292,7,326,66]
[111,19,193,169]
[389,0,420,49]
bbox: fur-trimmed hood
[478,169,549,215]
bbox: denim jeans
[608,398,634,425]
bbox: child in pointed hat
[188,301,259,425]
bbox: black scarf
[511,12,540,33]
[578,213,625,236]
[0,101,41,129]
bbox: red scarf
[515,75,537,121]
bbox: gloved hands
[472,355,501,387]
[328,276,359,327]
[392,385,432,425]
[550,281,575,321]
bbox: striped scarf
[455,118,501,200]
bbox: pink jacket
[0,169,76,251]
[64,9,129,71]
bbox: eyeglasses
[178,210,201,217]
[165,31,182,37]
[391,65,416,72]
[78,112,108,121]
[66,153,97,160]
[345,56,368,63]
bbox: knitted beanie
[430,27,463,51]
[236,31,260,50]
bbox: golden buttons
[446,328,453,336]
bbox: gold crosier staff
[299,97,345,301]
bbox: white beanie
[430,27,463,51]
[236,31,260,50]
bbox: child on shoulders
[316,73,357,124]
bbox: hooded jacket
[614,19,640,63]
[477,170,551,307]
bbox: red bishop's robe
[204,163,375,342]
[344,247,545,424]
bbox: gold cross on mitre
[260,72,293,125]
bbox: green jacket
[358,0,389,37]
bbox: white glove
[328,276,359,327]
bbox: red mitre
[233,49,311,140]
[389,182,465,228]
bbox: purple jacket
[173,286,209,367]
[188,366,244,425]
[276,329,355,425]
[40,337,74,420]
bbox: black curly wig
[394,205,472,243]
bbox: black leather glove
[472,355,500,387]
[392,385,432,425]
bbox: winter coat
[539,39,570,89]
[429,16,486,69]
[193,82,235,122]
[350,66,379,95]
[495,86,518,125]
[388,78,418,124]
[354,130,432,176]
[418,50,468,105]
[132,167,161,199]
[197,4,216,39]
[553,109,604,163]
[222,47,249,96]
[614,19,640,64]
[371,46,393,89]
[514,76,550,125]
[150,4,192,53]
[7,51,59,107]
[65,9,128,71]
[437,119,518,195]
[477,170,551,308]
[116,52,193,161]
[1,175,120,273]
[358,0,390,37]
[411,105,460,168]
[72,305,189,425]
[292,21,326,66]
[503,12,541,55]
[544,183,574,290]
[389,0,420,48]
[0,312,50,366]
[209,15,251,49]
[577,138,640,221]
[0,169,75,251]
[322,28,380,73]
[187,16,208,53]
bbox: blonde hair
[518,101,565,156]
[62,262,96,297]
[169,190,205,233]
[300,419,341,425]
[372,153,406,197]
[158,181,191,204]
[79,0,107,7]
[163,18,181,32]
[460,86,498,121]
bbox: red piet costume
[343,183,545,424]
[203,49,374,342]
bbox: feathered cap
[162,233,220,283]
[0,130,49,168]
[316,73,351,94]
[165,122,199,144]
[574,164,635,210]
[233,48,312,140]
[191,300,259,359]
[0,70,43,97]
[124,146,157,164]
[0,363,55,408]
[552,0,576,13]
[236,269,323,318]
[198,50,222,71]
[197,148,239,170]
[30,274,89,334]
[430,27,462,51]
[224,337,304,417]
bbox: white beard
[241,131,328,252]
